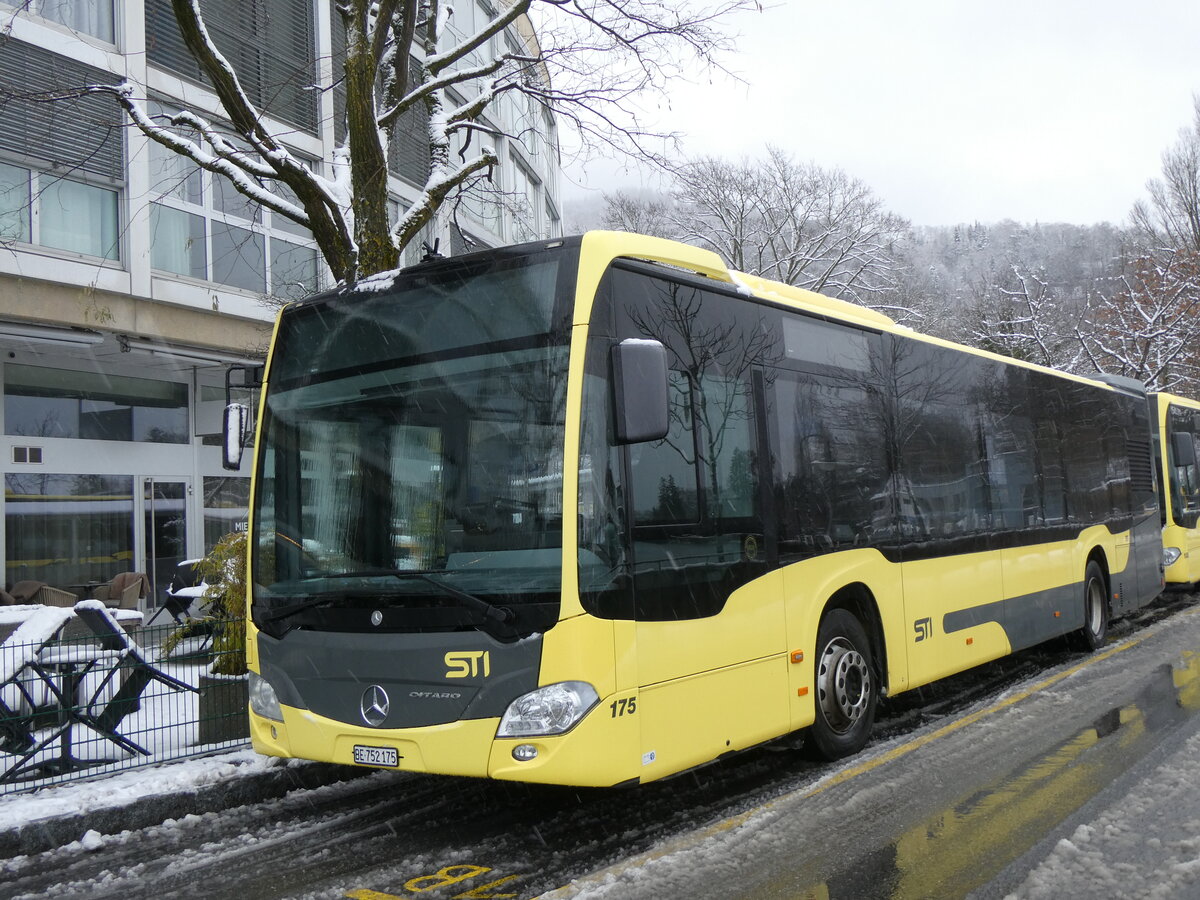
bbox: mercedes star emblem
[360,684,389,727]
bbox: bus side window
[627,369,762,621]
[772,372,888,557]
[629,371,699,526]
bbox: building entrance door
[141,478,190,610]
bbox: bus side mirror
[223,403,249,471]
[612,339,669,445]
[1173,431,1197,468]
[222,363,263,471]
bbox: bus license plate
[353,745,399,767]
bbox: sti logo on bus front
[445,651,491,679]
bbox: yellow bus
[1151,391,1200,587]
[230,231,1163,786]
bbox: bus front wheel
[1075,561,1109,651]
[805,608,878,761]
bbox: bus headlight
[1164,547,1183,568]
[497,682,599,738]
[249,671,284,721]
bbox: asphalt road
[5,592,1199,900]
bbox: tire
[1074,560,1109,651]
[804,608,878,761]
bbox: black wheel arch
[823,582,888,697]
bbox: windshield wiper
[256,595,341,624]
[407,572,517,639]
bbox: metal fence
[0,616,250,795]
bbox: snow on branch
[82,82,324,229]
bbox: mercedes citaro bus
[227,231,1163,786]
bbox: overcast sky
[561,0,1200,228]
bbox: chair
[8,581,44,603]
[36,586,79,608]
[9,581,78,608]
[72,602,196,752]
[93,572,149,610]
[146,561,206,626]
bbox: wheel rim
[1086,577,1105,636]
[816,636,872,734]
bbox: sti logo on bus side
[445,651,491,679]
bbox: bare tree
[16,0,759,284]
[602,146,909,306]
[965,265,1087,370]
[1130,94,1200,253]
[600,190,678,239]
[1077,250,1200,394]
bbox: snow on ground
[1005,722,1200,899]
[0,747,285,832]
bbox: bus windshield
[250,246,574,637]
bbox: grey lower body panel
[256,628,543,729]
[943,580,1084,652]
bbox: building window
[5,473,134,588]
[146,112,322,298]
[203,476,250,551]
[450,128,503,235]
[4,364,189,444]
[0,162,120,261]
[211,221,266,293]
[0,41,124,261]
[40,176,120,259]
[508,161,539,242]
[146,0,317,134]
[518,93,541,160]
[542,106,559,171]
[447,0,496,90]
[271,237,320,300]
[21,0,115,43]
[150,203,207,279]
[0,40,126,256]
[0,162,31,243]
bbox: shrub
[194,531,248,676]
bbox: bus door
[1111,400,1163,614]
[894,417,1007,687]
[626,368,787,778]
[1123,475,1165,611]
[1128,505,1164,608]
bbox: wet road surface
[4,592,1199,900]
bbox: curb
[0,760,369,858]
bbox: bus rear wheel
[805,608,877,761]
[1074,561,1109,651]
